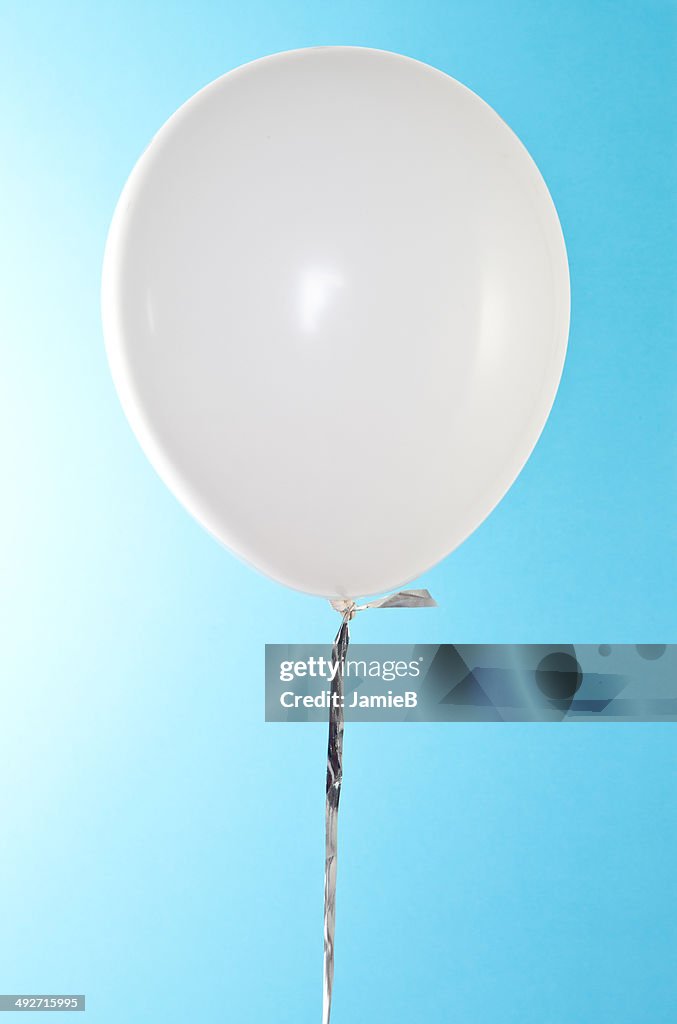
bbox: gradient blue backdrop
[1,2,675,1022]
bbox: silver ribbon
[322,589,436,1024]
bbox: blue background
[1,2,675,1021]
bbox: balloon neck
[329,599,357,622]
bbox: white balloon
[102,47,569,599]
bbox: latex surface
[102,47,569,598]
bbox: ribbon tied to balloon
[102,47,569,1022]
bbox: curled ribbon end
[330,588,437,616]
